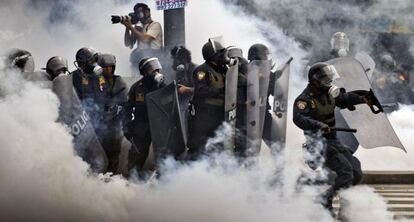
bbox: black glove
[124,131,133,141]
[318,123,331,135]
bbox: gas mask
[75,55,102,76]
[172,58,187,72]
[138,12,144,19]
[153,71,165,85]
[139,57,164,87]
[136,11,146,23]
[313,64,341,98]
[330,32,349,58]
[318,78,340,98]
[57,69,68,76]
[85,62,103,76]
[223,46,243,67]
[176,64,186,72]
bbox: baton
[330,127,357,133]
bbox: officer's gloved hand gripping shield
[327,56,406,152]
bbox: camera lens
[111,15,122,24]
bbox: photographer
[115,3,163,71]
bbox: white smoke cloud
[0,65,334,221]
[0,0,404,221]
[339,186,394,222]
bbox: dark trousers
[322,139,363,209]
[100,133,123,174]
[234,105,247,158]
[128,130,152,173]
[187,106,224,160]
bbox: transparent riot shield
[52,74,108,172]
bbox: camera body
[111,12,139,24]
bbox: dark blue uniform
[71,69,106,136]
[293,85,365,210]
[100,75,128,173]
[123,76,165,173]
[188,62,226,159]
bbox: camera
[111,12,139,24]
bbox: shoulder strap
[145,21,155,32]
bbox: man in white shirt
[122,3,163,72]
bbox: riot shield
[355,52,376,81]
[246,60,272,155]
[335,111,359,153]
[268,57,293,145]
[52,74,108,172]
[146,81,186,160]
[224,60,239,149]
[326,56,406,152]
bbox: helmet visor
[316,65,340,87]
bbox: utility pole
[155,0,187,51]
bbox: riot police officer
[48,55,109,173]
[308,32,350,66]
[44,56,69,80]
[3,48,35,78]
[170,46,197,134]
[293,62,372,212]
[246,44,282,149]
[330,32,350,58]
[4,48,51,83]
[170,45,196,100]
[71,47,106,133]
[123,57,166,177]
[187,40,228,160]
[71,47,103,99]
[97,53,128,174]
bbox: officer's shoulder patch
[296,100,308,110]
[99,76,106,85]
[197,71,206,80]
[136,93,145,102]
[82,77,89,85]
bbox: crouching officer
[123,57,166,177]
[187,40,228,160]
[293,62,373,212]
[97,53,128,174]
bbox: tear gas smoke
[0,0,404,221]
[339,186,394,222]
[0,66,334,222]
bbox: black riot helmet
[98,53,116,67]
[139,57,162,76]
[5,48,35,74]
[75,47,99,71]
[139,57,165,85]
[248,43,270,61]
[308,62,340,88]
[202,39,225,61]
[98,53,116,77]
[44,56,68,80]
[171,45,192,62]
[74,47,103,75]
